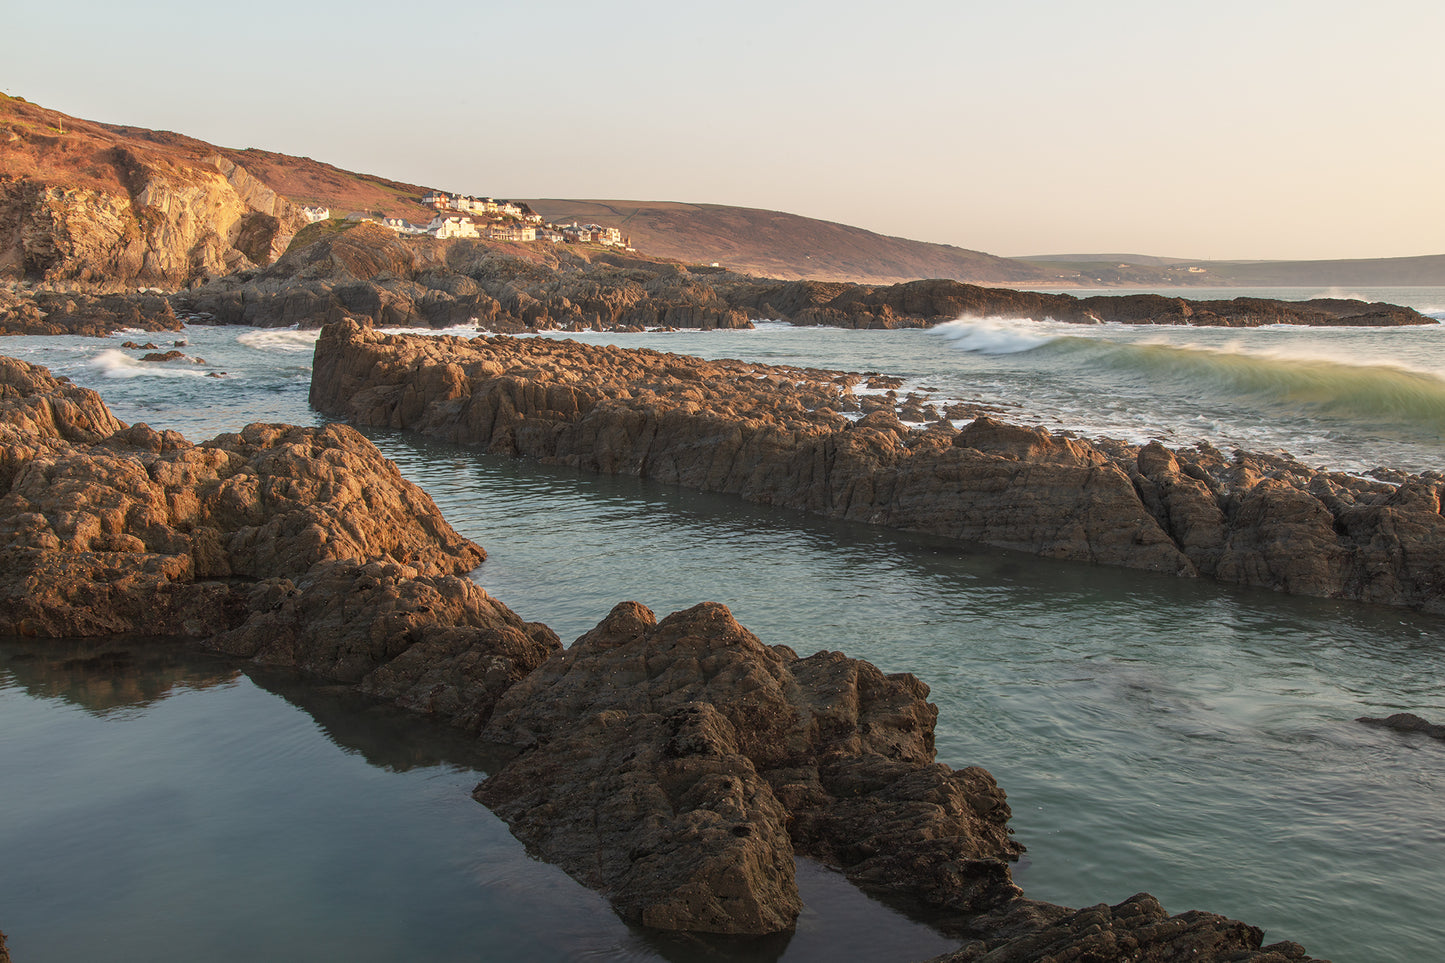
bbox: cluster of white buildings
[339,188,633,249]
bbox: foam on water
[88,348,210,379]
[235,329,321,352]
[933,315,1061,354]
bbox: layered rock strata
[311,321,1445,612]
[0,355,559,724]
[2,150,308,289]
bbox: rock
[140,349,188,362]
[0,355,559,729]
[0,288,180,337]
[1357,712,1445,741]
[929,892,1325,962]
[476,601,1021,935]
[1,142,309,289]
[311,321,1445,611]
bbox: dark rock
[476,600,1020,935]
[1357,712,1445,741]
[928,892,1325,962]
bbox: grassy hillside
[522,199,1063,285]
[0,93,432,220]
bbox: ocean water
[3,289,1445,962]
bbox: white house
[300,205,330,223]
[429,215,479,239]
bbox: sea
[2,286,1444,962]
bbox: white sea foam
[88,349,208,379]
[933,316,1060,354]
[236,329,320,352]
[378,324,480,338]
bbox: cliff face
[0,155,308,290]
[1,96,309,289]
[311,321,1445,613]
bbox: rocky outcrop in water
[1357,712,1445,741]
[0,286,181,337]
[0,350,1331,960]
[0,355,558,727]
[930,892,1318,962]
[174,222,756,332]
[476,600,1020,934]
[311,321,1445,613]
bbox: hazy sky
[9,0,1444,260]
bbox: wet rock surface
[0,354,558,728]
[1357,711,1445,741]
[476,600,1021,934]
[0,287,180,336]
[312,321,1445,612]
[928,892,1321,962]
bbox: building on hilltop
[300,205,330,223]
[428,215,479,239]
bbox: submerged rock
[1357,712,1445,741]
[929,892,1322,962]
[311,320,1445,613]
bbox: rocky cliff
[311,321,1445,613]
[1,96,310,290]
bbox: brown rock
[930,892,1324,962]
[311,320,1445,611]
[476,601,1020,935]
[0,355,558,730]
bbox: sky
[8,0,1444,261]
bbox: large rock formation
[310,321,1445,612]
[476,600,1020,934]
[0,286,181,336]
[174,222,757,332]
[1,95,311,290]
[0,354,559,727]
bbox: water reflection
[0,634,958,963]
[0,635,240,714]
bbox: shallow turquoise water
[4,309,1445,961]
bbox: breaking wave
[235,329,320,352]
[87,349,208,379]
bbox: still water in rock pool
[3,300,1444,961]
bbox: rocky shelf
[310,319,1445,614]
[0,350,1328,960]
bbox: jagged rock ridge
[310,320,1445,612]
